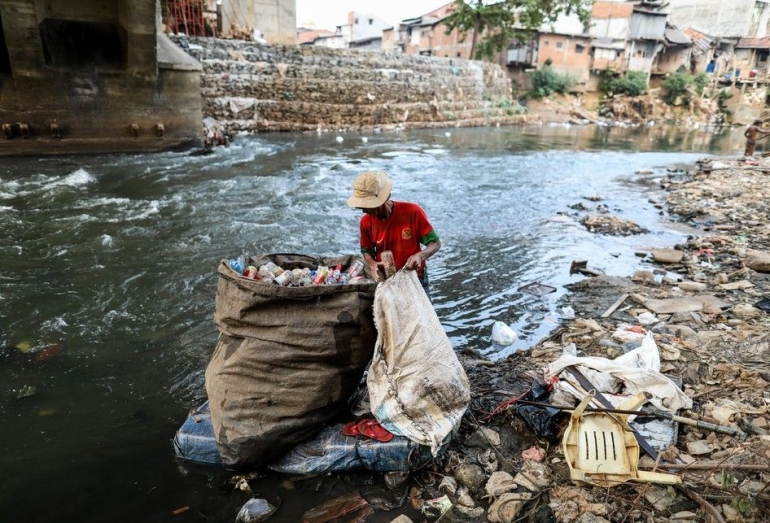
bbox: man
[744,119,769,157]
[347,171,440,292]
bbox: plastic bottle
[331,264,342,281]
[274,270,293,286]
[243,266,259,279]
[312,266,329,285]
[263,262,284,277]
[346,259,365,278]
[228,259,245,274]
[258,265,275,281]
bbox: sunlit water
[0,124,746,522]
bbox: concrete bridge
[0,0,204,156]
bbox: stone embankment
[171,36,529,139]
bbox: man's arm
[404,239,441,271]
[362,251,382,282]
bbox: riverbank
[414,155,770,522]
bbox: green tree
[443,0,592,60]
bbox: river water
[0,124,745,522]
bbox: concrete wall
[667,0,754,39]
[0,0,202,155]
[590,1,633,38]
[221,0,295,45]
[425,21,472,60]
[654,46,691,74]
[177,36,523,133]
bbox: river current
[0,124,745,522]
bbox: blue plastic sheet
[173,402,432,474]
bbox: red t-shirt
[359,201,437,276]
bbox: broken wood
[648,463,770,472]
[601,293,629,318]
[678,486,726,523]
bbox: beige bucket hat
[347,171,393,209]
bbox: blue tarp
[173,402,432,474]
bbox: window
[368,19,373,25]
[575,44,585,53]
[556,41,563,49]
[456,52,461,57]
[355,18,359,24]
[544,40,549,46]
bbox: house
[312,32,348,49]
[735,37,770,79]
[349,36,383,51]
[683,27,716,73]
[588,0,634,76]
[626,2,667,74]
[584,0,672,86]
[668,0,770,74]
[653,24,693,75]
[535,13,592,88]
[337,11,391,47]
[297,27,334,46]
[382,3,460,56]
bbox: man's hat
[347,171,393,209]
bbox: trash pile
[227,257,369,285]
[423,155,770,523]
[580,214,649,236]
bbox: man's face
[360,202,389,220]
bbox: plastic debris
[420,495,452,518]
[491,321,518,346]
[236,498,278,523]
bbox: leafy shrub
[598,71,648,96]
[531,66,575,98]
[497,99,527,115]
[692,72,708,95]
[662,72,709,104]
[717,88,734,118]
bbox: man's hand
[366,261,382,282]
[403,253,423,271]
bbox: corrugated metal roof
[737,37,770,49]
[665,26,691,46]
[683,27,713,52]
[592,37,626,49]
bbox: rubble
[413,155,770,523]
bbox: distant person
[744,119,769,157]
[347,171,440,294]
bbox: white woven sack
[367,270,470,454]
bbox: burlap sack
[205,253,377,469]
[367,270,470,455]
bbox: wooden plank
[601,293,629,318]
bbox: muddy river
[0,124,746,522]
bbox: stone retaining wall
[173,36,528,134]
